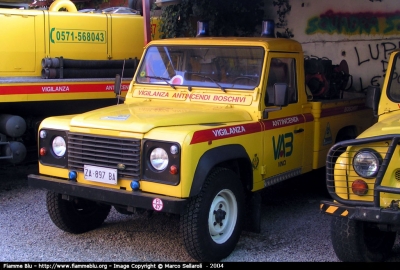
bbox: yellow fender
[49,0,78,12]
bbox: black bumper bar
[320,200,400,225]
[28,174,187,215]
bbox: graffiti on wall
[355,41,400,91]
[306,10,400,35]
[304,9,400,91]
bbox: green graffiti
[384,15,400,34]
[305,10,400,35]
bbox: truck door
[261,54,305,187]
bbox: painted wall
[265,0,400,93]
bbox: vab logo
[272,132,293,160]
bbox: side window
[388,54,400,102]
[265,57,297,106]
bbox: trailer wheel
[46,192,111,234]
[181,167,245,261]
[330,216,396,262]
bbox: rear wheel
[181,167,245,261]
[46,192,111,234]
[330,216,396,262]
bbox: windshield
[136,45,264,90]
[388,52,400,102]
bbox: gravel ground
[1,163,400,262]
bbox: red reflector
[169,165,178,175]
[39,147,47,156]
[352,179,368,195]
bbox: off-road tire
[180,167,245,261]
[330,216,396,262]
[46,191,111,234]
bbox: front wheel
[330,216,396,262]
[46,192,111,234]
[181,167,245,261]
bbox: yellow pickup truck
[320,49,400,262]
[28,22,375,262]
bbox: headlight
[144,140,180,185]
[150,147,169,171]
[353,149,381,178]
[52,136,66,157]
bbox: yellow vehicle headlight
[352,149,381,178]
[52,136,66,157]
[150,147,169,171]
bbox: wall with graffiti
[266,0,400,93]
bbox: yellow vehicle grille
[68,133,141,179]
[326,135,400,207]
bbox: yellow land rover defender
[320,49,400,262]
[29,22,375,261]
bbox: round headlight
[52,136,66,157]
[353,150,380,178]
[150,148,169,171]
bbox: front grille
[68,133,141,179]
[326,135,400,208]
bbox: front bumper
[320,200,400,225]
[28,174,187,215]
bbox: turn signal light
[39,147,47,156]
[352,179,368,195]
[169,165,178,175]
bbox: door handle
[294,128,304,134]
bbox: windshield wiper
[143,75,176,90]
[191,73,226,93]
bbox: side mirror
[263,83,289,118]
[273,83,289,107]
[114,74,121,95]
[366,86,380,117]
[114,74,125,103]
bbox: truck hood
[70,102,253,133]
[358,113,400,138]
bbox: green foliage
[158,0,265,38]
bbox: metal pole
[142,0,151,45]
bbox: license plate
[84,165,118,185]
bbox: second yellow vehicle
[320,48,400,262]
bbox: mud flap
[243,191,261,233]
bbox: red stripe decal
[320,104,367,118]
[0,83,130,95]
[190,113,313,144]
[304,113,314,122]
[262,114,308,129]
[190,122,263,144]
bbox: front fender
[189,144,250,197]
